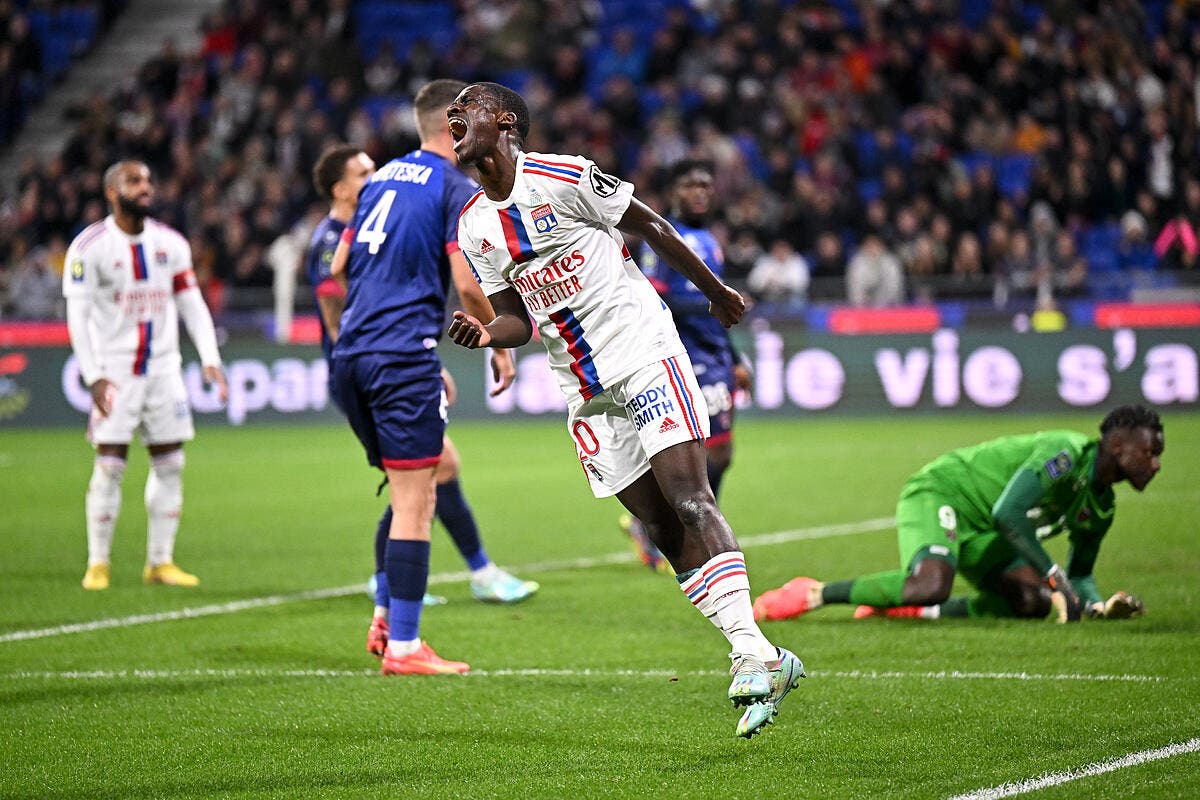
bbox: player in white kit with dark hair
[446,82,805,738]
[63,160,227,590]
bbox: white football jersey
[458,152,684,401]
[62,215,199,379]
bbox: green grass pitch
[2,413,1198,799]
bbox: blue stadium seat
[997,154,1034,199]
[956,152,991,179]
[961,0,992,29]
[1082,223,1122,273]
[857,178,882,203]
[854,130,879,176]
[354,1,456,60]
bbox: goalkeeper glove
[1046,565,1082,623]
[1100,591,1146,620]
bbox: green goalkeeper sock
[822,571,908,607]
[942,593,1012,618]
[940,597,970,617]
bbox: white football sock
[85,455,126,565]
[680,551,776,662]
[387,638,420,657]
[145,449,184,566]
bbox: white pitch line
[946,738,1200,800]
[0,516,894,645]
[0,667,1168,683]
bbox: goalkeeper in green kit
[754,406,1164,623]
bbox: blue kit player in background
[622,160,753,572]
[320,80,534,676]
[308,141,536,633]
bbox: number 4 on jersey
[356,190,396,255]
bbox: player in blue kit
[322,80,533,676]
[621,160,752,571]
[308,137,536,643]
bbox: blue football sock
[436,480,489,571]
[373,570,389,609]
[373,508,391,608]
[385,539,430,643]
[374,506,391,572]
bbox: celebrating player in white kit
[445,83,804,738]
[63,160,228,590]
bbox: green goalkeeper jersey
[910,431,1113,601]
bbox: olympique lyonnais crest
[155,250,169,265]
[530,203,559,233]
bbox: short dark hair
[669,159,714,186]
[1100,404,1162,436]
[414,78,467,140]
[104,160,148,190]
[476,82,530,143]
[312,144,364,200]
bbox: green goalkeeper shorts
[895,479,1023,588]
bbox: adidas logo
[659,417,679,433]
[480,238,495,254]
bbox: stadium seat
[854,130,880,177]
[997,154,1034,199]
[957,152,991,179]
[857,178,882,203]
[961,0,992,30]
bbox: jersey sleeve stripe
[445,240,460,255]
[458,189,485,220]
[498,206,538,264]
[524,157,584,175]
[522,168,579,185]
[75,221,107,252]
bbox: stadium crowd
[1,0,1198,322]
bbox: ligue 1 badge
[530,203,558,233]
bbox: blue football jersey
[641,218,732,361]
[305,214,346,362]
[334,150,478,359]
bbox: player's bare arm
[330,236,351,290]
[616,197,745,327]
[316,292,345,343]
[89,378,116,417]
[449,250,515,395]
[448,287,531,350]
[202,365,229,404]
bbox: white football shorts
[566,353,710,498]
[88,371,195,446]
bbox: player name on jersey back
[372,160,433,185]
